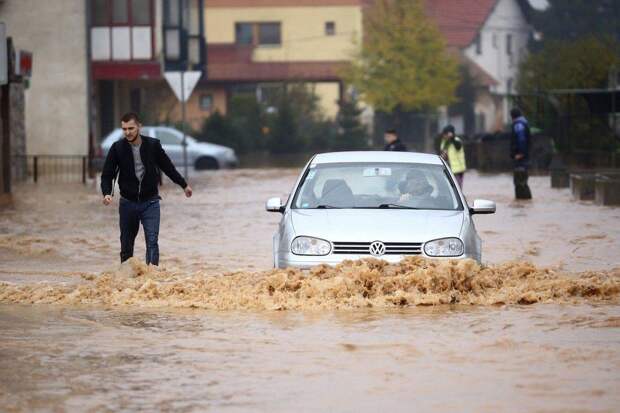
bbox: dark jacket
[384,139,408,152]
[510,116,531,166]
[101,135,187,201]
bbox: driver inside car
[398,170,434,204]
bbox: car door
[154,128,184,166]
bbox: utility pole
[181,66,188,179]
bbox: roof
[425,0,496,48]
[311,151,444,165]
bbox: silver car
[99,126,238,169]
[266,151,495,268]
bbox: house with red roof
[428,0,533,135]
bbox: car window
[292,162,462,210]
[156,129,181,145]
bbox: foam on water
[1,257,619,310]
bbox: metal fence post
[82,156,86,184]
[33,156,38,183]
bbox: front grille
[332,242,422,255]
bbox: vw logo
[369,241,386,257]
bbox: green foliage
[265,84,336,153]
[332,97,369,150]
[518,36,620,92]
[346,0,459,113]
[517,36,620,154]
[199,111,243,151]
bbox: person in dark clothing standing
[101,112,193,265]
[383,128,407,151]
[510,108,532,200]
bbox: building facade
[0,0,89,156]
[429,0,532,135]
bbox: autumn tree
[517,36,620,153]
[346,0,459,116]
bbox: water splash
[1,257,619,310]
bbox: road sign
[0,23,7,85]
[163,71,202,102]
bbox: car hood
[290,209,464,242]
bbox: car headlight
[291,236,331,256]
[424,237,464,257]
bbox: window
[325,21,335,36]
[162,0,205,69]
[506,34,513,55]
[92,0,108,26]
[492,33,498,49]
[475,33,482,55]
[131,0,151,25]
[156,130,181,145]
[475,113,486,133]
[258,23,281,45]
[292,163,462,210]
[112,0,129,24]
[200,94,213,111]
[235,23,254,45]
[507,78,513,94]
[90,0,154,61]
[235,22,281,46]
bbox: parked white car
[266,151,496,268]
[98,126,238,170]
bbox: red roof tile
[425,0,497,48]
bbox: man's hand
[184,185,193,198]
[102,195,112,205]
[515,153,524,160]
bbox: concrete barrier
[570,172,598,201]
[595,172,620,206]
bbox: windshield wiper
[316,204,341,209]
[377,203,420,209]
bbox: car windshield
[292,162,462,210]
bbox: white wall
[0,0,88,155]
[464,0,530,96]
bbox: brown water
[1,169,620,412]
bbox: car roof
[310,151,444,165]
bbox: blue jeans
[119,198,160,265]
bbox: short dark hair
[510,108,522,119]
[121,112,141,124]
[385,128,397,135]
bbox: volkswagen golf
[265,151,495,268]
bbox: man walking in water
[510,108,532,200]
[101,112,192,265]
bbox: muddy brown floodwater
[1,169,619,412]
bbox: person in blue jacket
[510,108,532,200]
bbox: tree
[518,36,620,93]
[333,96,369,150]
[346,0,459,113]
[516,36,620,154]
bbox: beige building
[0,0,89,156]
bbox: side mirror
[470,199,496,215]
[266,197,285,213]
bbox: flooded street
[1,169,620,412]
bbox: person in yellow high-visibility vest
[439,125,466,188]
